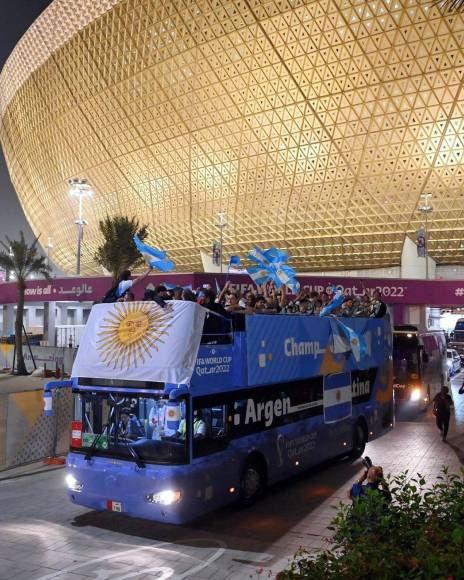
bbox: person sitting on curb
[350,464,392,504]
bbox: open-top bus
[47,301,393,524]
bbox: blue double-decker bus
[55,303,393,524]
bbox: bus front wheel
[349,422,366,458]
[239,459,266,506]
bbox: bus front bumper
[66,453,195,524]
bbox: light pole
[216,212,227,273]
[418,193,433,280]
[69,178,93,276]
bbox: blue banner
[246,315,392,386]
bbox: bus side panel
[360,360,394,441]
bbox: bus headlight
[65,473,83,492]
[410,388,422,402]
[146,490,182,505]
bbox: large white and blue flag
[72,301,206,384]
[328,318,368,363]
[246,244,300,292]
[328,318,352,354]
[134,235,175,272]
[264,247,289,267]
[323,372,352,423]
[247,265,272,286]
[246,246,270,266]
[341,323,367,363]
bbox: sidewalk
[0,459,65,480]
[0,373,51,393]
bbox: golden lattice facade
[2,0,464,274]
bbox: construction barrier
[0,387,72,470]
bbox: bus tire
[238,456,266,506]
[349,421,366,458]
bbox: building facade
[2,0,464,274]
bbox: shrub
[280,467,464,579]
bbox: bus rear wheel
[239,460,265,506]
[349,422,366,458]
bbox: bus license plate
[107,500,122,512]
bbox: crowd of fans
[116,277,387,319]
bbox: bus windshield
[72,392,188,464]
[393,336,420,382]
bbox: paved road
[0,379,463,580]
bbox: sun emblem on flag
[351,337,358,346]
[167,408,176,419]
[96,302,172,370]
[336,389,341,402]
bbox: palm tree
[94,216,149,282]
[0,232,51,375]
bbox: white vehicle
[446,349,461,376]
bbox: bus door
[191,401,236,509]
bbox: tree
[0,232,51,375]
[94,216,149,282]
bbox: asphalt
[0,377,462,579]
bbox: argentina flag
[323,372,352,423]
[133,235,175,272]
[165,401,181,433]
[247,264,272,285]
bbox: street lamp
[216,212,227,273]
[69,178,93,276]
[418,193,433,280]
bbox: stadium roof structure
[1,0,464,274]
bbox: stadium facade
[1,0,464,275]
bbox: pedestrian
[433,385,453,441]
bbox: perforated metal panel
[1,0,464,273]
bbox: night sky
[0,0,53,244]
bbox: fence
[0,387,72,470]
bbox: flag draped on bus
[72,301,206,384]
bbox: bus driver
[177,410,206,439]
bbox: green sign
[82,433,109,449]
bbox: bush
[280,467,464,579]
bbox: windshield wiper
[85,424,108,461]
[124,441,145,469]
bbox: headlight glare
[410,388,422,402]
[66,473,83,492]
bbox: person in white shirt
[149,400,177,439]
[116,267,152,300]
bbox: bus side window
[193,404,228,457]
